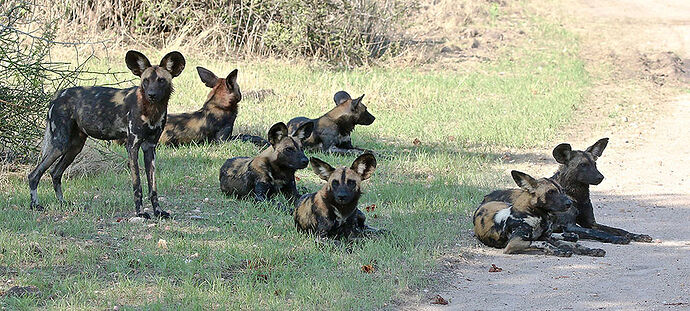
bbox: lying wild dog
[287,91,374,154]
[219,122,313,202]
[115,67,266,146]
[550,138,653,243]
[28,51,185,218]
[294,154,382,239]
[475,171,606,257]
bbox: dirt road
[417,1,690,310]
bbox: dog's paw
[137,212,151,219]
[154,210,171,219]
[563,232,579,242]
[30,203,45,211]
[588,248,606,257]
[632,234,653,243]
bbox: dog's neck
[552,168,591,206]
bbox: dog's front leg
[142,142,169,218]
[254,181,272,202]
[550,239,606,257]
[127,139,146,218]
[565,224,630,244]
[591,223,653,243]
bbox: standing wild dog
[551,138,653,243]
[294,154,382,239]
[219,122,313,202]
[28,50,185,218]
[475,171,606,257]
[157,67,266,146]
[286,91,374,154]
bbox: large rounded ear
[159,51,186,77]
[351,153,376,180]
[310,157,334,181]
[225,69,238,90]
[585,138,609,158]
[291,121,314,141]
[125,50,152,77]
[196,67,218,88]
[267,122,288,146]
[552,143,572,164]
[333,91,352,106]
[511,170,537,193]
[350,94,365,109]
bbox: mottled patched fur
[28,50,185,218]
[219,122,312,202]
[158,67,266,146]
[474,171,604,257]
[287,91,375,154]
[294,154,382,239]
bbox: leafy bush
[46,0,413,66]
[0,0,91,163]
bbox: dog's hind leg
[49,131,87,205]
[28,120,72,210]
[504,237,572,257]
[551,240,606,257]
[592,223,653,243]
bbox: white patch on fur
[493,208,511,224]
[333,209,345,225]
[95,92,100,98]
[137,59,148,71]
[47,105,53,119]
[59,90,67,98]
[523,216,541,228]
[30,189,37,199]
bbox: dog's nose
[565,198,573,207]
[300,158,309,166]
[337,194,348,201]
[147,92,157,100]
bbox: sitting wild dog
[28,51,185,218]
[287,91,374,154]
[475,171,606,257]
[219,122,313,202]
[294,154,382,239]
[550,138,653,243]
[144,67,265,146]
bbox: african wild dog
[475,171,606,257]
[28,51,185,218]
[294,154,382,239]
[157,67,266,146]
[286,91,375,154]
[219,122,313,202]
[551,138,653,243]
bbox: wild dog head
[197,67,241,110]
[553,138,608,185]
[125,50,185,104]
[511,170,572,213]
[266,122,313,169]
[310,153,376,208]
[333,91,375,126]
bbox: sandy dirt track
[415,1,690,310]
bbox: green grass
[0,15,587,311]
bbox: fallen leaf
[413,138,421,146]
[554,275,570,279]
[361,264,375,273]
[143,234,153,240]
[256,273,269,282]
[157,239,168,250]
[431,294,448,305]
[447,136,456,142]
[295,176,301,181]
[365,204,376,212]
[488,264,502,272]
[190,253,199,258]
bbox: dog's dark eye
[347,180,356,187]
[579,162,590,167]
[285,147,295,152]
[157,77,165,83]
[331,180,339,187]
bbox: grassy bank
[0,14,587,311]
